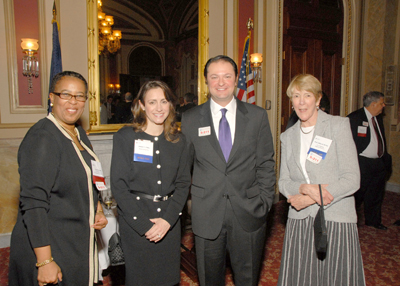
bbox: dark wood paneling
[282,0,343,131]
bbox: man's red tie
[371,117,384,157]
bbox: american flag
[236,37,255,104]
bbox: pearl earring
[316,105,320,110]
[50,102,54,107]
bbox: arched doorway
[120,45,172,98]
[129,46,162,76]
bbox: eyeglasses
[52,92,88,102]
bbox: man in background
[123,92,133,123]
[347,91,392,230]
[176,92,196,121]
[104,95,115,124]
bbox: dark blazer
[9,118,99,285]
[347,108,392,173]
[181,98,276,239]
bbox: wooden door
[282,0,344,131]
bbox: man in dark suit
[347,91,392,230]
[176,92,197,121]
[181,55,276,286]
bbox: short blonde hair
[286,74,322,101]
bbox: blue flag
[48,21,62,114]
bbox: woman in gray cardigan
[278,74,365,286]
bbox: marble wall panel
[0,139,21,234]
[365,1,385,92]
[0,134,115,240]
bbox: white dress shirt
[210,97,236,145]
[299,126,315,184]
[360,107,384,159]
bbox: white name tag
[91,160,104,178]
[307,151,323,164]
[307,135,332,161]
[134,139,154,163]
[199,126,211,137]
[358,126,367,134]
[91,160,107,190]
[362,121,369,127]
[95,181,107,191]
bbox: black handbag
[314,184,328,254]
[108,232,125,266]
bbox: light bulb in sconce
[115,84,121,93]
[105,15,114,25]
[21,38,39,94]
[98,12,106,20]
[108,84,115,94]
[250,53,263,83]
[113,30,121,39]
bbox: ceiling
[102,0,198,42]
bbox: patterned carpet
[1,191,399,286]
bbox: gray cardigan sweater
[279,110,360,223]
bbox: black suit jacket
[347,108,392,174]
[181,98,276,239]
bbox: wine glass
[100,188,115,217]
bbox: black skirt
[119,215,181,286]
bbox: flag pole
[47,1,63,114]
[236,18,255,104]
[245,18,253,78]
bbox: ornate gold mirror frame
[86,0,209,133]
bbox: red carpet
[1,191,399,285]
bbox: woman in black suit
[111,81,191,285]
[9,71,108,286]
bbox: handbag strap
[318,184,327,232]
[318,184,324,208]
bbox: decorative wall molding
[3,0,48,114]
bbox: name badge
[357,126,367,137]
[95,182,108,191]
[134,139,153,163]
[307,151,323,164]
[307,135,332,163]
[199,126,211,137]
[362,121,369,127]
[91,160,107,190]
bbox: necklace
[300,124,315,134]
[51,113,78,137]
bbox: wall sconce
[108,83,120,94]
[21,38,39,94]
[115,84,120,93]
[108,83,115,94]
[250,53,262,83]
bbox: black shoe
[366,223,388,230]
[394,220,400,226]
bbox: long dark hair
[132,81,180,142]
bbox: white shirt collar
[210,96,236,116]
[364,107,373,120]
